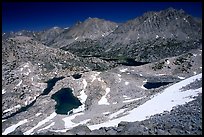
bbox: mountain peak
[85,17,103,22]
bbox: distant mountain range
[3,7,201,63]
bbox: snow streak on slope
[2,119,28,135]
[88,73,202,130]
[24,112,57,135]
[98,88,111,105]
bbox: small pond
[144,82,172,89]
[42,76,65,95]
[51,88,82,115]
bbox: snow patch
[97,77,102,81]
[91,72,101,82]
[125,81,129,85]
[120,68,128,72]
[166,60,170,64]
[141,85,147,90]
[123,97,144,103]
[178,76,185,79]
[28,69,31,73]
[24,112,57,135]
[158,74,165,76]
[156,35,159,38]
[98,88,110,105]
[139,74,143,76]
[3,119,28,135]
[193,71,197,75]
[78,90,87,104]
[2,89,6,94]
[53,27,59,29]
[75,37,78,40]
[3,105,21,113]
[35,113,42,117]
[123,95,128,98]
[82,79,87,89]
[103,112,110,115]
[193,54,197,57]
[123,95,131,100]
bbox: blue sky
[2,2,202,32]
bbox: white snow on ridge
[24,112,57,135]
[3,119,28,135]
[98,88,111,105]
[88,73,202,130]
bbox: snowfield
[88,73,202,130]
